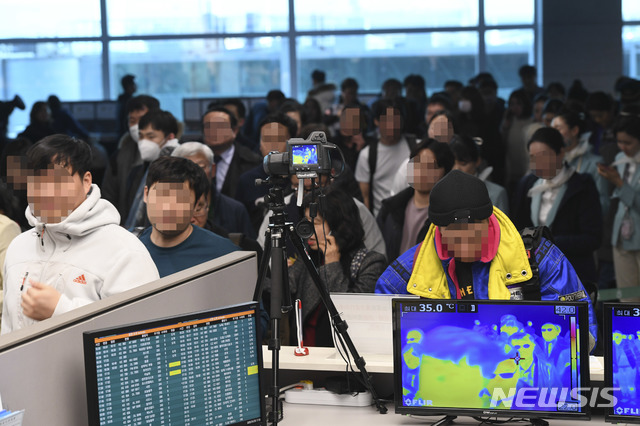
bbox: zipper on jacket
[40,224,45,246]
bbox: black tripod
[253,178,387,424]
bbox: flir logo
[616,407,640,415]
[405,399,432,406]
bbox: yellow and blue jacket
[375,207,597,348]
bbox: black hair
[533,93,549,105]
[382,78,402,93]
[519,65,537,78]
[126,95,160,114]
[305,187,365,266]
[371,98,405,122]
[528,127,564,154]
[29,101,49,124]
[266,90,286,103]
[556,110,587,135]
[202,106,238,129]
[121,74,135,89]
[477,77,498,91]
[427,92,453,110]
[585,91,614,112]
[546,82,566,97]
[26,134,92,177]
[303,97,323,124]
[404,74,426,90]
[461,85,485,116]
[139,110,179,137]
[614,114,640,142]
[410,139,455,174]
[221,98,247,119]
[341,77,359,92]
[444,80,464,90]
[145,156,210,207]
[508,89,533,118]
[409,138,456,175]
[567,79,589,104]
[278,100,307,125]
[449,134,481,164]
[258,112,298,141]
[0,181,20,223]
[311,69,326,84]
[1,137,33,180]
[47,95,61,111]
[542,98,565,115]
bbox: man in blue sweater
[139,156,239,278]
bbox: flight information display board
[83,302,264,425]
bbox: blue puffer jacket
[376,209,598,350]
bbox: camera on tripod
[263,131,334,179]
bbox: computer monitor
[392,299,590,421]
[83,302,265,426]
[603,302,640,423]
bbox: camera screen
[291,144,318,166]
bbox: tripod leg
[287,229,388,414]
[268,232,285,424]
[253,230,272,302]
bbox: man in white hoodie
[1,135,159,334]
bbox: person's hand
[597,163,624,188]
[21,279,61,320]
[322,235,341,264]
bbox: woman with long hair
[287,187,386,347]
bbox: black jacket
[376,187,430,263]
[221,142,262,199]
[512,172,603,284]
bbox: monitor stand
[432,415,457,426]
[529,418,549,426]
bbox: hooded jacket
[376,207,597,349]
[1,184,159,334]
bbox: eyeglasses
[193,203,209,217]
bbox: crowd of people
[1,66,640,350]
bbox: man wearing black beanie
[376,170,597,350]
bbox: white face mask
[129,124,140,142]
[138,139,161,162]
[458,100,472,113]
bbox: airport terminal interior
[1,0,640,425]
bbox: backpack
[519,226,555,300]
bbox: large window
[623,0,640,80]
[1,0,538,137]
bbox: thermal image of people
[405,326,514,408]
[541,323,571,383]
[292,145,318,165]
[399,306,579,412]
[612,330,639,402]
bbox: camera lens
[295,219,314,239]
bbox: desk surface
[278,402,606,425]
[263,346,605,382]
